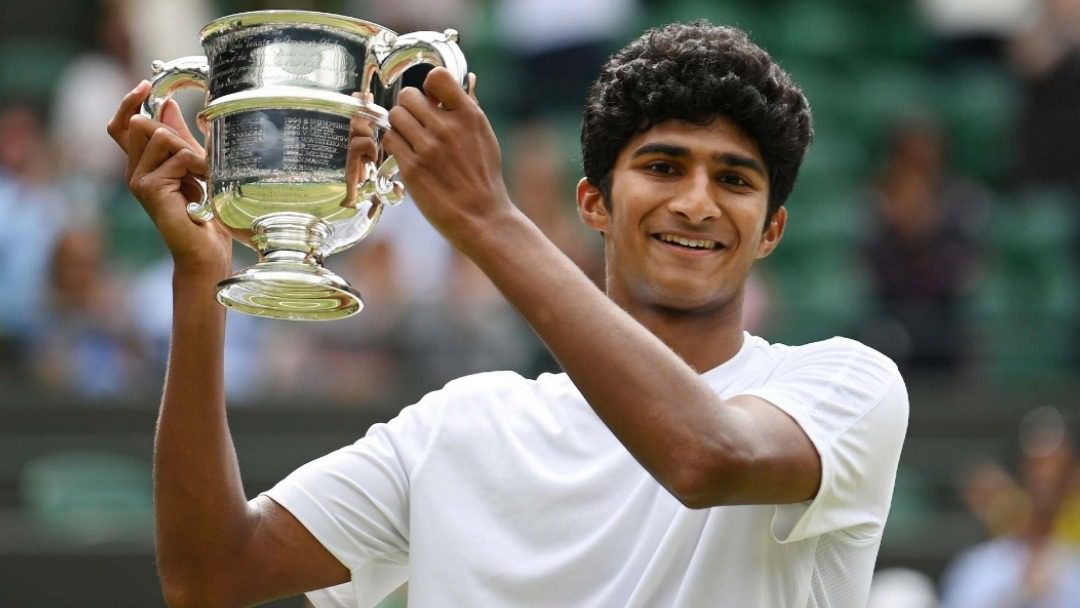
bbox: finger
[107,80,151,152]
[395,87,438,128]
[386,105,429,154]
[468,73,478,103]
[131,126,203,192]
[131,147,207,213]
[126,114,157,182]
[179,175,205,204]
[381,128,416,168]
[160,99,202,151]
[423,67,472,111]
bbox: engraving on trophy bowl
[209,108,364,251]
[207,28,365,98]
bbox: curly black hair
[581,21,813,222]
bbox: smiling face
[578,117,787,317]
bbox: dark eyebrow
[714,152,766,178]
[630,143,689,159]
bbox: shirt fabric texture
[263,333,909,607]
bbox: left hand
[382,68,513,248]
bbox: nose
[667,168,720,223]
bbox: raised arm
[107,84,348,607]
[382,68,821,509]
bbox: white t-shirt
[264,333,909,607]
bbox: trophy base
[216,258,363,321]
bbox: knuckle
[148,126,172,143]
[129,174,147,195]
[387,106,408,125]
[414,138,437,158]
[129,114,150,130]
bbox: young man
[107,21,907,608]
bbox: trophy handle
[358,159,406,207]
[371,29,469,206]
[142,56,214,224]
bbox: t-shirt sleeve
[261,390,447,573]
[738,338,909,543]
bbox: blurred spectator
[256,237,412,404]
[856,114,988,374]
[343,0,478,36]
[941,406,1080,608]
[371,193,456,306]
[959,457,1031,538]
[1008,0,1080,194]
[917,0,1036,62]
[0,104,71,350]
[126,0,212,89]
[130,256,273,402]
[26,227,150,398]
[403,251,539,389]
[493,0,639,121]
[50,0,134,190]
[507,123,601,282]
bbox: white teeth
[658,234,718,250]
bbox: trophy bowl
[142,10,468,320]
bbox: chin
[640,285,736,316]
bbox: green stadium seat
[936,64,1021,182]
[772,1,867,64]
[970,189,1079,380]
[20,450,153,545]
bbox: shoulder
[744,335,908,438]
[436,370,540,404]
[777,336,898,372]
[399,370,552,432]
[767,336,902,395]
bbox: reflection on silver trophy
[143,10,468,320]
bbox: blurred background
[0,0,1078,606]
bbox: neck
[619,293,748,373]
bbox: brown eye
[720,174,749,187]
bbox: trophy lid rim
[201,10,397,41]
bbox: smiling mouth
[654,233,721,251]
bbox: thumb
[160,99,202,150]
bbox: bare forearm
[154,264,252,596]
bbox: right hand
[107,81,231,272]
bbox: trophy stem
[215,212,363,321]
[250,212,332,258]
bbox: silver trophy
[143,10,468,320]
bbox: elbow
[160,572,239,608]
[664,445,750,510]
[667,466,721,510]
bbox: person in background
[857,114,988,375]
[941,406,1080,608]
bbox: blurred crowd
[0,0,1077,403]
[868,405,1080,608]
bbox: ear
[755,206,787,259]
[576,177,609,234]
